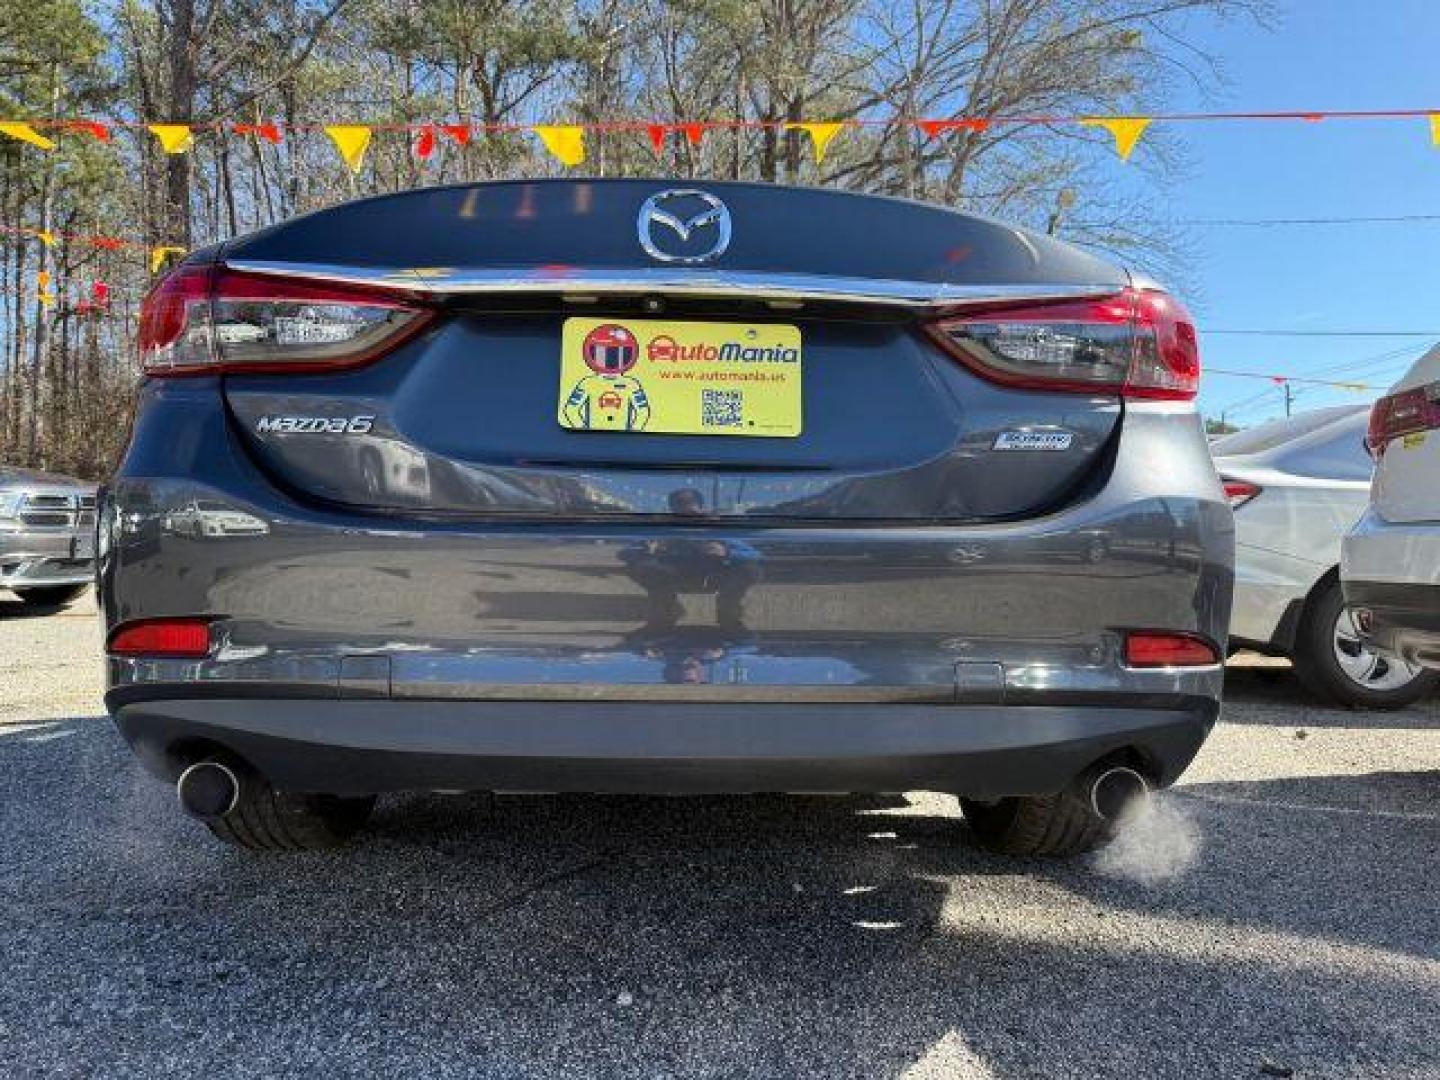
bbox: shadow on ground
[0,718,1436,1078]
[0,595,82,619]
[1223,665,1440,727]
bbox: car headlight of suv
[0,491,24,520]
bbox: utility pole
[1283,381,1294,417]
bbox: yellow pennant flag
[36,270,54,308]
[1080,116,1152,162]
[1339,382,1370,393]
[1429,114,1440,146]
[324,125,372,174]
[34,230,56,248]
[0,122,57,151]
[532,125,586,167]
[785,121,846,165]
[148,124,194,154]
[149,245,186,275]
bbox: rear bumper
[1342,580,1440,669]
[111,697,1216,797]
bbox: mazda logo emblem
[637,189,732,264]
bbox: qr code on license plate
[701,389,744,427]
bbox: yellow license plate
[557,317,802,437]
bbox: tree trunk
[164,0,198,247]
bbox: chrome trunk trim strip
[223,260,1122,309]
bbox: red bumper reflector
[1124,631,1219,668]
[108,618,212,658]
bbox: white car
[1343,346,1440,671]
[1215,405,1437,707]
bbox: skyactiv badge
[992,430,1074,451]
[557,318,802,437]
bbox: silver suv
[0,466,97,607]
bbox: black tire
[12,583,87,607]
[960,789,1108,856]
[203,762,374,851]
[1291,577,1439,710]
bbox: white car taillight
[1221,479,1261,508]
[1366,381,1440,458]
[139,265,433,375]
[927,287,1200,400]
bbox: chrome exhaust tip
[1089,765,1150,822]
[176,760,240,821]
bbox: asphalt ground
[1,592,1437,1078]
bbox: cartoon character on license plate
[561,324,651,431]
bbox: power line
[1203,329,1440,338]
[1204,342,1424,420]
[1186,213,1440,226]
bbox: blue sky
[1148,0,1438,425]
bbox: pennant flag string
[0,223,185,261]
[0,104,1436,155]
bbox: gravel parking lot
[2,591,1437,1079]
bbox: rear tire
[202,762,374,851]
[12,583,87,607]
[960,789,1108,856]
[1291,578,1438,710]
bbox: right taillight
[139,265,434,376]
[1366,381,1440,458]
[927,286,1199,400]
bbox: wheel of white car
[1291,577,1438,709]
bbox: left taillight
[139,266,433,376]
[927,286,1200,400]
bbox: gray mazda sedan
[100,180,1232,854]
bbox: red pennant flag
[415,126,437,160]
[1271,376,1288,385]
[647,123,707,156]
[918,118,990,139]
[440,124,471,147]
[92,237,125,251]
[64,120,111,142]
[234,122,282,144]
[92,281,110,306]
